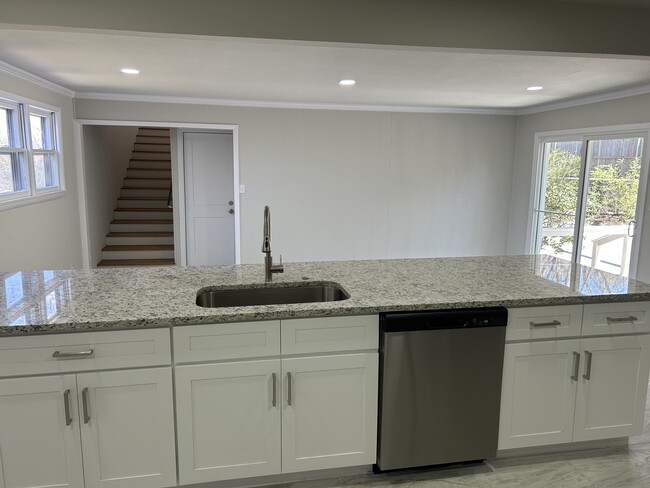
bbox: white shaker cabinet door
[76,368,176,488]
[573,335,650,441]
[499,340,581,450]
[175,360,282,485]
[281,353,378,473]
[0,374,84,488]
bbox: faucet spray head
[262,205,271,253]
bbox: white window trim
[0,90,65,210]
[527,123,650,279]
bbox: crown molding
[516,83,650,115]
[0,60,75,97]
[73,91,519,115]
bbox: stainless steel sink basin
[196,283,350,308]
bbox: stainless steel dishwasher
[376,307,507,471]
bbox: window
[0,95,63,207]
[531,128,649,278]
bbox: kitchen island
[1,255,650,488]
[2,254,650,334]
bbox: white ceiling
[2,27,650,111]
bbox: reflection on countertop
[1,255,650,335]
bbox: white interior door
[184,132,235,265]
[0,375,84,488]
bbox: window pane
[1,106,19,148]
[580,137,644,276]
[33,153,59,189]
[536,141,583,258]
[30,113,53,150]
[0,152,27,194]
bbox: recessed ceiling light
[120,68,140,75]
[339,79,356,86]
[527,85,544,91]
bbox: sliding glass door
[533,133,648,277]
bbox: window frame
[0,92,65,209]
[527,124,650,279]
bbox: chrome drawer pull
[82,387,90,424]
[529,320,562,327]
[606,316,638,324]
[63,389,73,426]
[52,349,94,359]
[571,352,580,381]
[583,351,593,380]
[272,373,277,408]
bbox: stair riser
[124,178,171,188]
[126,169,172,178]
[117,199,170,209]
[111,223,173,232]
[114,210,172,220]
[138,128,170,137]
[131,151,171,161]
[106,236,174,245]
[120,188,169,197]
[129,160,172,170]
[136,135,170,144]
[102,250,175,260]
[133,143,170,152]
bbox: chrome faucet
[262,206,284,282]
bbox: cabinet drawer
[582,301,650,336]
[506,305,583,341]
[281,315,378,354]
[174,321,281,363]
[0,328,171,377]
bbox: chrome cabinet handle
[606,316,638,324]
[63,389,73,426]
[52,349,94,359]
[272,373,277,408]
[82,387,90,424]
[530,320,562,327]
[571,352,580,381]
[287,372,292,406]
[583,351,593,380]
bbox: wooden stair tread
[102,245,174,251]
[107,232,173,237]
[124,176,172,180]
[111,219,173,224]
[117,196,168,201]
[97,259,175,267]
[114,207,172,212]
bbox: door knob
[229,209,234,214]
[228,201,234,206]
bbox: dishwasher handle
[381,307,508,332]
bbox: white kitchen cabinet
[0,375,84,488]
[175,360,282,485]
[77,368,177,488]
[573,335,650,441]
[281,353,378,473]
[173,316,379,484]
[498,340,580,449]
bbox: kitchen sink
[196,282,350,308]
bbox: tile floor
[320,381,650,488]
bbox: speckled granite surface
[1,255,650,335]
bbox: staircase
[97,128,175,267]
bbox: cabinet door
[0,374,84,488]
[77,368,176,488]
[281,353,378,473]
[499,340,581,450]
[175,360,282,484]
[573,335,650,441]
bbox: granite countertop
[1,255,650,335]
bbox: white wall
[82,125,138,267]
[0,71,82,272]
[75,99,516,264]
[509,93,650,282]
